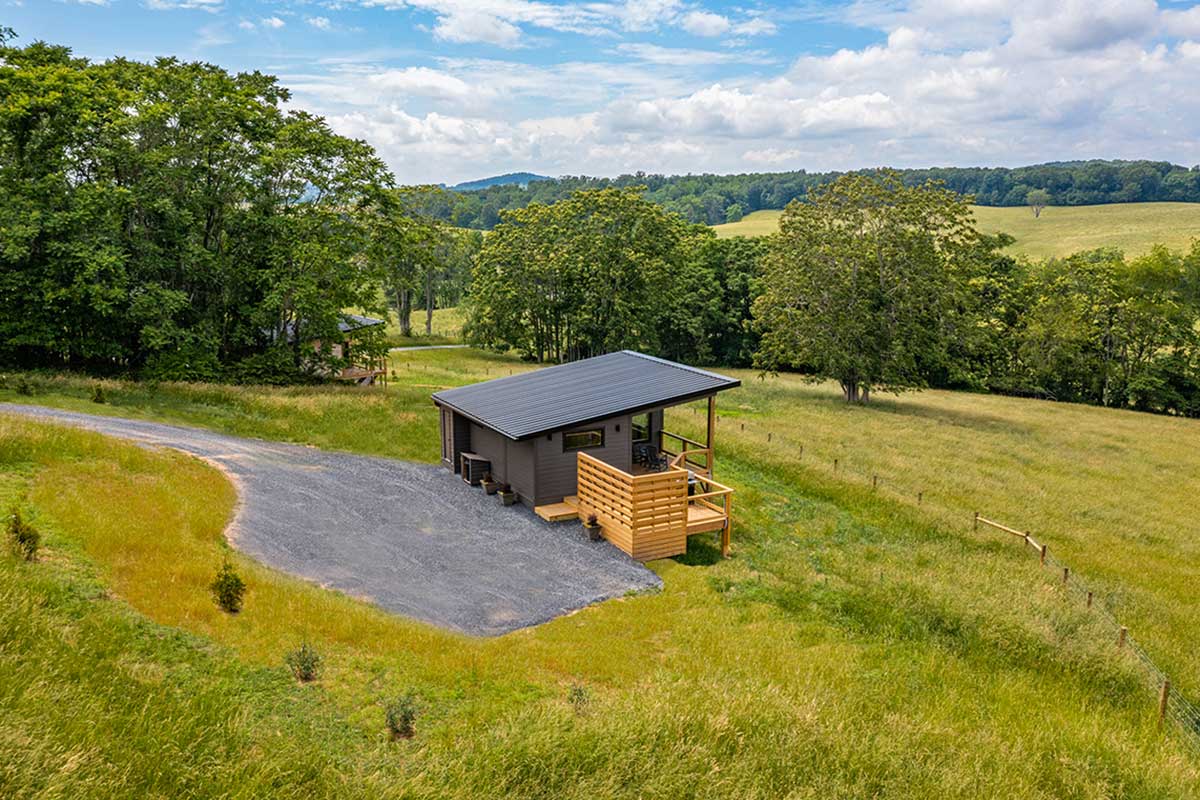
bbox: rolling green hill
[712,203,1200,259]
[2,350,1199,796]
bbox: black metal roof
[432,350,741,441]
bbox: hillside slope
[3,354,1199,796]
[713,203,1200,258]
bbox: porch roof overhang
[432,350,740,441]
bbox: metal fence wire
[975,514,1200,757]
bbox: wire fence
[975,514,1200,757]
[677,404,1200,755]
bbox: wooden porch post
[706,394,716,474]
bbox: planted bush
[211,558,246,613]
[385,693,418,740]
[567,683,590,715]
[15,377,33,396]
[6,506,39,561]
[91,384,106,404]
[285,642,322,682]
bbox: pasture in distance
[712,202,1200,259]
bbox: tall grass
[2,352,1200,796]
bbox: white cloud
[238,20,255,30]
[285,0,1200,184]
[733,17,778,37]
[144,0,223,10]
[679,10,730,37]
[308,16,332,31]
[367,67,473,100]
[261,16,286,30]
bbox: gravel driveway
[2,404,661,636]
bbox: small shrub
[91,384,106,404]
[6,506,39,561]
[385,693,418,740]
[567,683,590,715]
[15,377,33,396]
[210,558,246,613]
[285,642,322,682]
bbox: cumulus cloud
[308,16,332,31]
[284,0,1200,183]
[144,0,223,10]
[261,16,285,30]
[679,10,730,37]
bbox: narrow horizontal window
[563,428,604,451]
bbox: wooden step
[563,495,579,508]
[534,502,580,523]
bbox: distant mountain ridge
[450,172,552,192]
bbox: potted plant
[583,513,602,541]
[498,484,517,506]
[481,472,500,495]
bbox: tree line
[434,160,1200,228]
[467,175,1200,417]
[0,34,459,381]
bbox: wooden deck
[686,504,727,534]
[574,453,732,561]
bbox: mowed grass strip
[3,358,1200,795]
[711,203,1200,259]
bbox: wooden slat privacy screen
[576,452,689,560]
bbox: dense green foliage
[751,173,1200,414]
[970,246,1200,413]
[5,504,38,560]
[466,187,762,364]
[754,172,1002,401]
[435,161,1200,228]
[0,37,424,381]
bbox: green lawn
[2,352,1199,796]
[712,203,1200,259]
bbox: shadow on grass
[673,535,725,566]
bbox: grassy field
[2,352,1200,796]
[348,305,465,347]
[712,203,1200,259]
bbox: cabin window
[563,428,605,451]
[631,413,651,443]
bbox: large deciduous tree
[466,187,714,363]
[753,171,991,402]
[0,35,394,381]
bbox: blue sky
[7,0,1200,184]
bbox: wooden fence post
[1040,544,1047,566]
[872,475,878,489]
[1118,626,1128,648]
[767,432,772,442]
[973,512,979,531]
[1062,567,1070,584]
[917,491,923,505]
[834,458,839,473]
[1086,591,1093,608]
[1159,680,1171,730]
[799,445,803,458]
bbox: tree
[753,171,991,402]
[466,187,709,363]
[0,39,394,381]
[1025,188,1050,218]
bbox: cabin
[312,313,389,385]
[432,351,741,560]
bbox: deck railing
[660,430,712,475]
[577,452,689,560]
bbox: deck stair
[534,502,580,523]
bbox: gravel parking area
[2,404,661,636]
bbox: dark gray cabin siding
[452,412,471,472]
[463,421,537,504]
[534,415,631,505]
[506,438,537,505]
[468,422,508,480]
